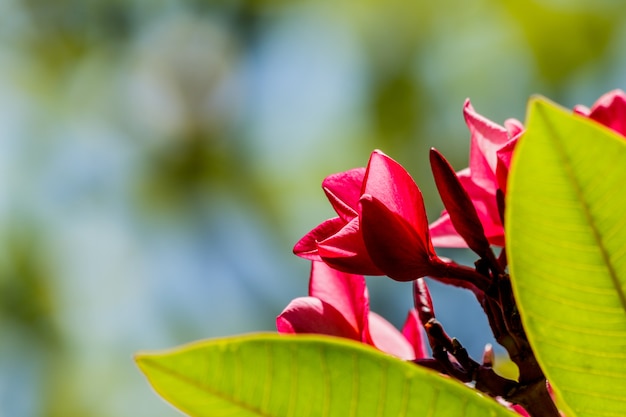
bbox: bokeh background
[1,0,625,415]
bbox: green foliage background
[2,0,626,416]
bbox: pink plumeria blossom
[431,91,626,250]
[293,166,382,275]
[277,261,427,360]
[430,100,523,248]
[294,150,448,281]
[574,89,626,137]
[358,150,448,281]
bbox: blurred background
[1,0,625,415]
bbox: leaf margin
[136,332,519,417]
[506,95,626,417]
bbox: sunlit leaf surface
[507,98,626,417]
[136,333,517,417]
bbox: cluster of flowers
[276,89,626,414]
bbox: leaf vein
[350,352,358,417]
[519,281,623,314]
[261,342,272,413]
[399,378,409,417]
[531,334,626,359]
[526,310,626,337]
[287,343,298,417]
[376,362,387,417]
[546,361,626,379]
[541,105,626,317]
[320,346,330,417]
[141,357,275,417]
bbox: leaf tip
[133,352,153,374]
[526,95,550,121]
[526,95,571,128]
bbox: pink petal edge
[367,311,415,360]
[308,261,369,336]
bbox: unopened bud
[413,278,435,324]
[482,343,494,367]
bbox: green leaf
[507,97,626,417]
[136,333,516,417]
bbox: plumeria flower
[431,90,626,250]
[574,89,626,137]
[358,150,449,281]
[276,261,427,360]
[429,100,523,248]
[295,150,450,281]
[293,165,382,275]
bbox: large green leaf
[507,98,626,417]
[136,333,516,417]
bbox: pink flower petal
[510,404,530,416]
[429,213,468,248]
[360,195,437,281]
[573,104,590,116]
[317,217,383,275]
[463,100,509,191]
[293,217,346,260]
[495,137,518,193]
[366,311,416,360]
[276,296,360,340]
[584,89,626,137]
[458,174,504,246]
[401,309,428,359]
[430,167,505,248]
[504,118,524,138]
[308,261,369,336]
[362,150,430,240]
[322,167,365,221]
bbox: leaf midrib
[540,105,626,317]
[138,356,276,417]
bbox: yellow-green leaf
[507,97,626,417]
[136,333,516,417]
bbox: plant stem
[511,379,561,417]
[425,264,561,417]
[434,261,491,293]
